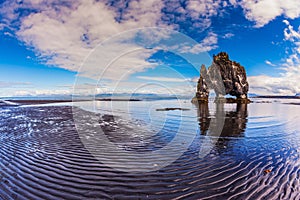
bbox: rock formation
[193,52,250,103]
[194,65,210,102]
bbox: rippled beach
[1,99,300,199]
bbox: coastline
[2,95,300,107]
[253,95,300,99]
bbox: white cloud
[15,0,165,73]
[13,89,71,96]
[283,19,290,26]
[283,22,300,42]
[229,0,238,7]
[137,76,191,82]
[249,21,300,95]
[191,76,199,83]
[1,0,209,82]
[265,60,276,66]
[0,23,5,30]
[0,1,220,62]
[163,0,225,30]
[81,80,196,97]
[121,0,165,27]
[0,81,31,88]
[0,0,168,77]
[239,0,300,27]
[248,75,300,95]
[129,83,195,96]
[178,32,218,54]
[186,0,222,17]
[223,33,234,39]
[85,46,158,80]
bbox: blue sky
[0,0,300,97]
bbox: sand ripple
[0,105,300,199]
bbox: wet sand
[1,104,300,199]
[1,99,140,106]
[8,100,73,105]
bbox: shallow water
[1,99,300,199]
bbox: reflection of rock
[196,103,211,135]
[220,103,248,137]
[196,103,248,137]
[193,52,250,103]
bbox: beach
[1,99,300,199]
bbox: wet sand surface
[3,99,140,106]
[1,104,300,199]
[16,100,74,105]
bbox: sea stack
[193,52,250,103]
[194,65,210,102]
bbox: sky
[0,0,300,97]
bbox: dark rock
[213,52,249,98]
[156,108,190,111]
[193,52,250,103]
[214,97,252,104]
[196,65,210,98]
[102,114,115,122]
[192,65,210,103]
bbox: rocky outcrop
[193,52,250,103]
[194,65,210,102]
[213,52,249,99]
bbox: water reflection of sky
[73,99,300,139]
[71,99,300,156]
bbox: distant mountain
[254,95,300,99]
[4,93,192,101]
[95,93,190,100]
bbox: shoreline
[1,96,300,107]
[253,95,300,99]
